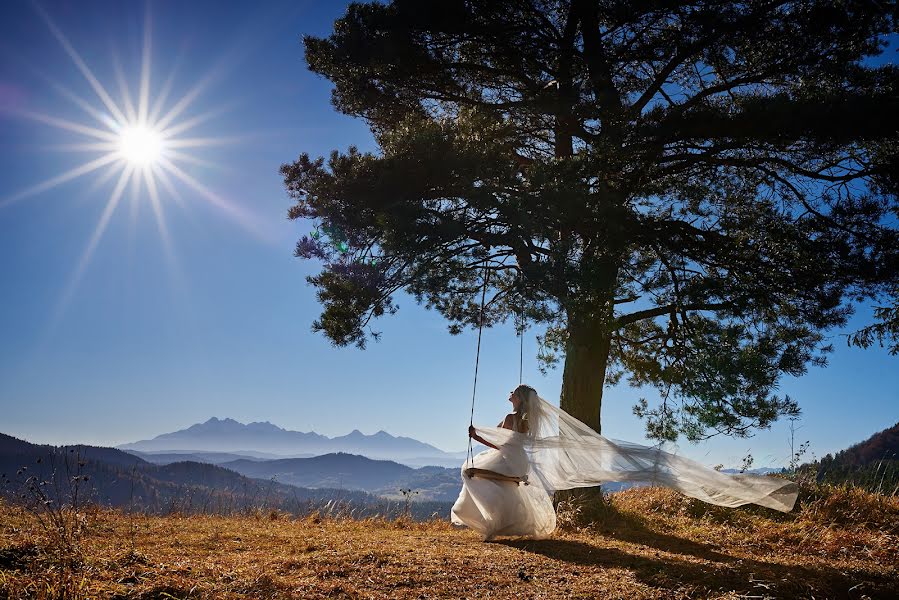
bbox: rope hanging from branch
[517,278,525,385]
[466,256,490,470]
[464,259,530,485]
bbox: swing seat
[464,467,529,485]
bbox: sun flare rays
[1,3,264,319]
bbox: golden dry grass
[1,483,897,599]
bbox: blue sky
[1,0,896,469]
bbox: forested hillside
[802,423,899,494]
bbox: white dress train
[451,393,798,540]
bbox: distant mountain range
[0,433,454,519]
[122,449,461,501]
[720,467,783,475]
[119,417,473,467]
[10,419,894,523]
[128,450,304,465]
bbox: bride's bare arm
[468,425,499,450]
[467,413,524,450]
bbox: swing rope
[517,286,524,385]
[466,256,491,470]
[464,262,530,485]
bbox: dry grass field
[1,483,897,599]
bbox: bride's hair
[513,384,537,415]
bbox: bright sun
[118,124,163,166]
[2,5,268,320]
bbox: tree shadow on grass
[557,491,774,563]
[590,511,733,563]
[497,535,893,599]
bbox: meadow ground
[1,484,897,599]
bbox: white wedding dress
[450,414,557,539]
[451,390,798,540]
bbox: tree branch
[614,302,731,329]
[574,0,623,124]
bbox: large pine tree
[282,0,898,440]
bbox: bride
[451,384,799,540]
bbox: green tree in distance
[282,1,898,440]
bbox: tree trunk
[560,314,612,434]
[555,313,612,507]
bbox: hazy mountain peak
[246,421,283,432]
[200,417,240,426]
[119,418,457,464]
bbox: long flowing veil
[473,390,798,512]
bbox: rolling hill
[220,453,461,501]
[807,421,899,493]
[0,433,451,518]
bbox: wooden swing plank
[464,467,528,484]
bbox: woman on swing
[452,384,556,540]
[452,384,798,541]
